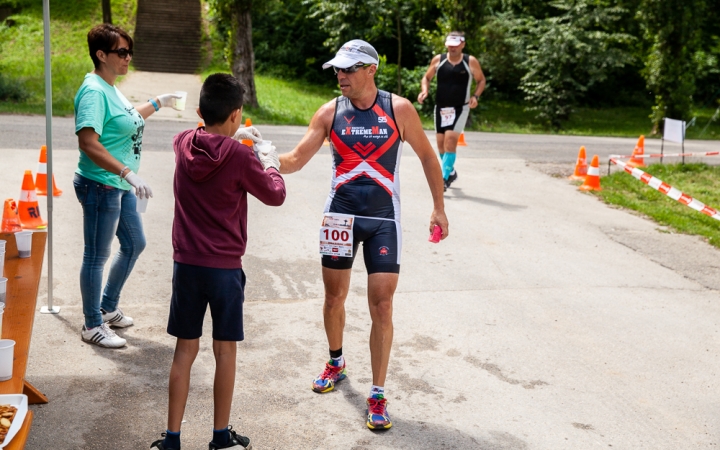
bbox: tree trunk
[231,1,258,108]
[102,0,112,24]
[396,9,402,96]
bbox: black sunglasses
[333,64,370,75]
[106,47,133,58]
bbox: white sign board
[664,118,685,144]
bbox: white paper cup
[0,251,4,278]
[174,91,187,111]
[0,339,15,381]
[136,196,149,213]
[0,240,5,251]
[14,231,32,259]
[255,140,272,154]
[0,278,5,304]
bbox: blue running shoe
[312,359,347,393]
[366,396,392,430]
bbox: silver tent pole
[40,0,59,314]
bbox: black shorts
[434,104,470,134]
[322,217,401,274]
[167,262,246,341]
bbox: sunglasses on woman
[333,64,370,75]
[107,47,133,59]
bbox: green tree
[208,0,258,107]
[307,0,433,95]
[501,0,635,128]
[639,0,707,131]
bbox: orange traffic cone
[579,155,601,191]
[1,199,22,233]
[627,135,645,168]
[457,132,467,146]
[244,118,252,127]
[35,145,62,196]
[569,146,588,180]
[197,121,204,128]
[323,138,330,146]
[18,170,47,230]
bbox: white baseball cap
[323,39,379,69]
[445,35,466,47]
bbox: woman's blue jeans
[73,174,146,328]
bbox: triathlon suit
[434,53,472,134]
[323,90,402,274]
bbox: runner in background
[278,39,448,430]
[418,31,486,191]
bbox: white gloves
[124,171,153,199]
[233,126,263,144]
[157,93,183,109]
[257,145,280,171]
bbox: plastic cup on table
[0,277,5,304]
[173,91,187,111]
[0,251,4,278]
[0,303,4,338]
[0,240,5,251]
[14,231,32,259]
[136,196,149,213]
[0,339,15,381]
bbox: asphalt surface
[0,71,719,449]
[3,113,719,166]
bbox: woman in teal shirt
[73,24,180,349]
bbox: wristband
[472,95,479,101]
[119,166,129,178]
[148,98,159,111]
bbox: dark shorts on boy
[167,261,246,341]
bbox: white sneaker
[81,323,127,348]
[101,308,134,328]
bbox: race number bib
[319,213,354,257]
[440,107,456,128]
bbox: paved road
[3,114,718,166]
[1,109,719,449]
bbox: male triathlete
[278,39,448,430]
[418,31,486,190]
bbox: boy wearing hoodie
[151,73,286,450]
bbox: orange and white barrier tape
[610,151,720,160]
[610,158,720,221]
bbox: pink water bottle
[428,225,442,243]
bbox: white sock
[331,355,344,366]
[370,385,385,398]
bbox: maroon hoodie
[172,128,286,269]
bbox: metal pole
[41,0,59,314]
[660,118,665,165]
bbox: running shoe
[102,307,134,328]
[208,425,252,450]
[446,170,458,188]
[81,323,127,348]
[366,396,392,430]
[311,359,347,393]
[150,433,176,450]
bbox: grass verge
[595,163,720,248]
[0,0,136,116]
[201,68,337,125]
[470,101,720,140]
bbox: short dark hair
[199,73,245,126]
[87,24,133,69]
